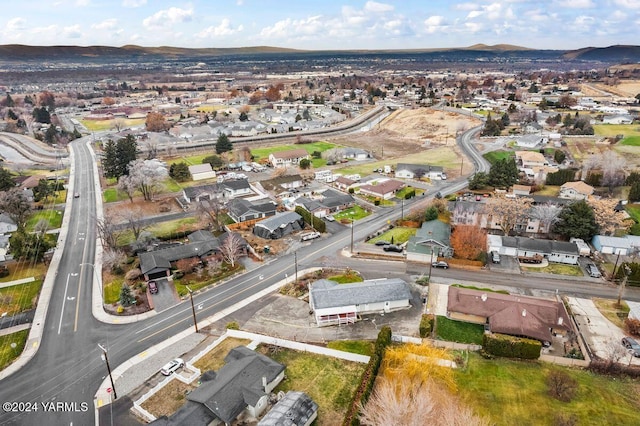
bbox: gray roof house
[253,211,305,239]
[152,346,285,426]
[227,198,276,223]
[406,220,453,263]
[500,236,579,264]
[258,391,318,426]
[0,213,17,234]
[183,179,253,203]
[395,163,445,180]
[309,278,412,326]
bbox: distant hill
[562,45,640,62]
[464,43,533,51]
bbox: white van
[300,232,321,241]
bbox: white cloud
[197,18,244,38]
[456,2,480,11]
[613,0,640,8]
[7,17,26,31]
[363,1,394,13]
[467,10,483,19]
[63,24,82,39]
[122,0,147,7]
[143,7,193,30]
[236,0,244,4]
[423,15,449,34]
[425,15,445,26]
[573,14,595,30]
[75,0,90,6]
[259,15,324,39]
[558,0,595,8]
[92,18,118,31]
[464,22,483,33]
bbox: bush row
[342,326,392,426]
[483,333,541,359]
[294,206,327,233]
[419,314,434,338]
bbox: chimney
[558,317,563,325]
[262,376,267,390]
[481,294,487,302]
[522,309,527,317]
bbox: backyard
[435,316,484,345]
[249,141,338,168]
[456,353,640,425]
[25,209,63,231]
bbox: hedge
[482,333,541,359]
[294,206,327,233]
[342,326,392,426]
[419,314,434,338]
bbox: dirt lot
[329,108,481,160]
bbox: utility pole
[612,252,622,280]
[618,265,631,307]
[98,344,117,400]
[186,286,199,333]
[350,220,354,254]
[294,252,298,282]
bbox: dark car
[383,244,403,253]
[374,240,390,246]
[432,261,449,269]
[622,337,640,357]
[74,192,80,198]
[148,281,158,294]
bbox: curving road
[1,116,638,426]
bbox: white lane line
[57,273,72,335]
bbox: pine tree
[119,283,136,307]
[216,133,233,154]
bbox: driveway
[489,254,521,274]
[566,297,639,365]
[148,278,181,312]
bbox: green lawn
[116,217,201,246]
[327,271,363,284]
[367,227,417,245]
[456,353,640,426]
[81,118,145,132]
[334,205,370,221]
[0,263,47,283]
[249,141,337,164]
[621,136,640,146]
[626,204,640,222]
[257,347,365,424]
[25,210,63,231]
[327,340,374,357]
[0,330,29,371]
[533,185,560,196]
[483,150,513,165]
[0,280,43,315]
[435,316,484,344]
[103,279,123,304]
[103,178,183,203]
[593,124,640,138]
[396,186,424,199]
[522,263,584,276]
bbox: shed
[592,235,631,255]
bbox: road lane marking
[57,273,72,334]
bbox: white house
[269,149,310,168]
[309,278,412,326]
[559,181,594,200]
[395,163,445,180]
[314,169,334,183]
[188,163,216,181]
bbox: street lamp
[186,286,199,333]
[98,343,117,400]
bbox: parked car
[300,231,321,242]
[147,281,158,294]
[383,244,403,253]
[325,215,335,222]
[622,337,640,357]
[74,192,80,198]
[432,261,449,269]
[374,240,390,246]
[160,358,184,376]
[491,251,501,264]
[586,263,601,278]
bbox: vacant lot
[193,337,252,371]
[456,353,640,425]
[367,227,418,245]
[0,280,42,315]
[0,330,29,371]
[256,346,365,426]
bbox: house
[295,197,330,218]
[227,198,276,223]
[358,179,405,200]
[0,234,11,261]
[258,391,318,426]
[498,236,580,264]
[138,230,247,280]
[602,115,633,125]
[447,286,571,343]
[516,135,544,148]
[188,163,216,181]
[182,179,253,203]
[156,346,285,426]
[309,278,412,326]
[515,151,548,169]
[406,220,453,263]
[314,169,334,183]
[338,147,369,161]
[395,163,445,180]
[253,211,305,239]
[221,179,253,198]
[511,184,532,196]
[592,235,632,255]
[268,149,310,168]
[0,214,18,234]
[559,181,594,200]
[334,176,357,191]
[319,188,355,212]
[259,175,304,197]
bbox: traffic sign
[106,387,112,393]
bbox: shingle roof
[258,392,318,426]
[560,180,594,195]
[501,236,579,255]
[254,211,303,232]
[311,278,411,309]
[359,179,404,196]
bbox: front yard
[0,330,29,371]
[522,263,584,276]
[333,205,369,222]
[367,226,418,245]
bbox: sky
[1,0,639,51]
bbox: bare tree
[206,257,222,276]
[580,154,601,180]
[102,248,127,272]
[0,188,32,227]
[118,207,149,241]
[197,193,225,232]
[602,338,627,367]
[591,198,631,235]
[360,377,436,426]
[219,233,244,267]
[127,159,168,201]
[144,140,159,160]
[112,117,126,132]
[484,195,533,236]
[96,214,122,251]
[600,151,627,188]
[529,203,563,234]
[117,174,137,202]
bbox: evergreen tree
[553,200,598,240]
[629,182,640,202]
[202,155,224,169]
[119,283,136,307]
[215,133,233,154]
[501,112,510,127]
[102,139,118,179]
[239,111,248,121]
[6,109,17,120]
[487,158,519,188]
[169,162,192,182]
[0,167,15,191]
[115,134,138,177]
[468,172,489,190]
[9,230,53,262]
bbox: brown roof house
[358,179,405,200]
[268,149,309,168]
[559,181,594,200]
[447,286,571,343]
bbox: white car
[160,358,184,376]
[325,215,335,222]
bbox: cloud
[75,0,90,6]
[122,0,147,7]
[63,24,82,39]
[456,2,480,11]
[573,14,595,31]
[236,0,244,5]
[558,0,595,8]
[143,6,193,30]
[7,17,26,31]
[197,18,244,38]
[613,0,640,8]
[259,15,325,39]
[363,1,394,13]
[92,19,118,31]
[423,15,448,34]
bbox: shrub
[424,206,439,221]
[404,189,415,199]
[226,321,240,330]
[374,199,380,206]
[482,333,541,359]
[546,370,578,402]
[116,305,124,314]
[349,187,355,194]
[419,314,434,338]
[294,206,326,233]
[625,317,640,336]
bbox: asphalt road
[2,125,639,426]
